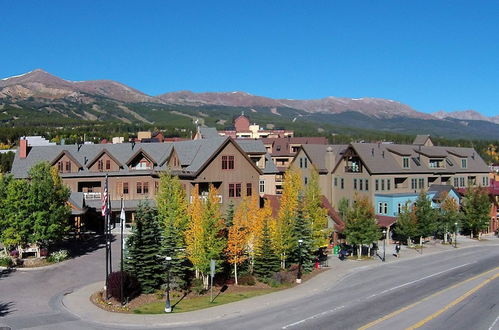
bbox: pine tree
[290,197,314,272]
[125,201,163,293]
[303,170,329,251]
[462,185,490,239]
[156,172,191,290]
[224,201,235,228]
[253,215,280,279]
[343,196,380,259]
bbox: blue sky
[1,1,498,116]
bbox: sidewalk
[61,235,499,328]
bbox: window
[57,161,64,172]
[229,184,235,197]
[459,177,465,187]
[378,202,383,214]
[354,179,357,190]
[137,182,143,194]
[340,178,344,189]
[397,203,402,214]
[304,158,308,168]
[359,179,363,191]
[259,180,265,193]
[387,179,391,191]
[106,160,111,170]
[375,179,379,191]
[383,203,388,214]
[418,178,424,189]
[98,160,103,171]
[143,182,149,194]
[304,177,308,185]
[412,157,421,166]
[246,183,252,196]
[65,161,71,172]
[454,178,459,187]
[235,183,241,197]
[403,157,410,168]
[461,159,467,169]
[222,155,235,170]
[381,179,385,191]
[429,159,442,168]
[411,178,417,190]
[334,177,338,187]
[483,177,488,186]
[123,182,129,194]
[365,179,369,191]
[299,158,303,168]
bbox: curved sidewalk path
[61,235,499,328]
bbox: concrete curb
[0,259,69,272]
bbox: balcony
[84,192,102,200]
[345,165,361,173]
[190,195,223,204]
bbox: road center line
[407,272,499,329]
[359,266,499,330]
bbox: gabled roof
[86,148,123,169]
[428,184,460,202]
[413,134,433,146]
[235,139,266,154]
[198,127,221,139]
[299,144,347,173]
[262,153,279,174]
[50,150,83,168]
[125,148,157,166]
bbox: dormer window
[65,161,72,172]
[429,159,443,168]
[403,157,410,169]
[58,161,64,173]
[98,160,103,171]
[461,159,467,169]
[136,160,151,170]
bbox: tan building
[12,136,261,232]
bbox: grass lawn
[134,289,275,314]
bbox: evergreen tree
[253,216,280,279]
[125,201,163,293]
[290,197,314,272]
[224,201,235,228]
[156,172,191,290]
[343,196,380,259]
[414,190,437,243]
[462,185,490,239]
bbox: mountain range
[1,69,498,140]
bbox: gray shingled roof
[172,137,228,173]
[413,134,431,145]
[301,144,348,172]
[428,184,460,202]
[198,127,221,139]
[262,153,279,174]
[235,139,266,154]
[348,143,489,174]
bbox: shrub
[0,256,13,268]
[47,249,69,263]
[107,271,141,301]
[191,278,206,295]
[260,277,281,288]
[238,274,256,286]
[272,270,295,285]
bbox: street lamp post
[454,222,458,248]
[382,229,386,262]
[164,256,172,313]
[296,239,303,284]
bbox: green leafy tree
[343,196,380,259]
[0,179,31,248]
[338,197,350,219]
[436,193,462,243]
[125,201,164,293]
[303,170,329,251]
[394,202,419,245]
[414,190,437,244]
[253,216,280,279]
[462,185,490,239]
[156,172,191,290]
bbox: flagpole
[120,197,124,306]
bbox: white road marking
[282,263,472,329]
[489,314,499,330]
[281,306,345,329]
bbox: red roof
[376,215,398,227]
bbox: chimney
[19,138,28,159]
[371,148,374,157]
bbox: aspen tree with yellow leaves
[226,197,249,285]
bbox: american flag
[101,175,108,217]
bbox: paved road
[1,238,498,330]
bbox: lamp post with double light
[164,256,172,313]
[382,229,386,262]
